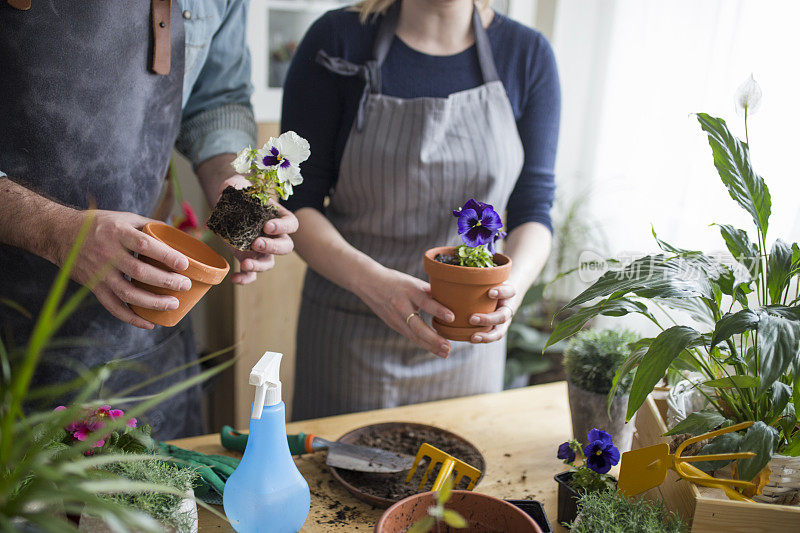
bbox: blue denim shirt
[0,0,256,178]
[176,0,257,167]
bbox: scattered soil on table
[334,425,484,503]
[434,253,498,267]
[206,186,278,251]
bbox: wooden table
[170,382,572,532]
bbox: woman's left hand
[468,284,518,343]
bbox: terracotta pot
[131,222,229,327]
[423,246,512,342]
[375,490,541,533]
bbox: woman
[282,0,560,420]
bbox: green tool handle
[221,425,311,456]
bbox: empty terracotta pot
[423,246,512,342]
[131,222,230,327]
[375,490,541,533]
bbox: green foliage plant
[544,78,800,482]
[407,476,467,533]
[0,212,233,532]
[569,490,687,533]
[564,329,638,395]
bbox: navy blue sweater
[281,8,560,232]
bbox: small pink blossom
[54,406,67,411]
[127,418,138,428]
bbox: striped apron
[292,4,524,420]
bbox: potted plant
[564,329,638,452]
[424,199,512,341]
[555,429,620,525]
[569,490,687,532]
[375,477,541,532]
[206,131,309,251]
[1,214,232,532]
[545,76,800,504]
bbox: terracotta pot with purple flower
[554,428,620,526]
[424,199,512,342]
[207,131,310,251]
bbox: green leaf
[545,297,651,349]
[770,382,792,420]
[737,421,777,482]
[703,375,759,389]
[757,311,800,394]
[783,435,800,457]
[711,309,759,348]
[565,255,714,309]
[767,239,793,303]
[407,516,436,533]
[607,338,651,413]
[664,409,727,436]
[693,432,743,472]
[716,224,760,278]
[627,326,704,420]
[696,113,771,234]
[443,510,468,528]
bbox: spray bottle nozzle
[250,351,283,419]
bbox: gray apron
[0,1,203,439]
[292,4,524,420]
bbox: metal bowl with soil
[330,422,485,508]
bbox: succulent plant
[563,329,638,395]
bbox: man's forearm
[195,153,238,207]
[0,176,80,265]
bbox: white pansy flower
[231,147,253,174]
[253,131,310,183]
[735,74,762,117]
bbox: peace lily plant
[207,131,310,250]
[545,76,800,491]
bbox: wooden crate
[634,394,800,532]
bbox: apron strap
[315,1,500,132]
[7,0,31,10]
[151,0,173,75]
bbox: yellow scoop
[618,421,758,502]
[405,443,481,492]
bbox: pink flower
[127,418,138,429]
[54,406,67,411]
[176,201,199,232]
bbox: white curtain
[549,0,800,330]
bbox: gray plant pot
[567,380,635,452]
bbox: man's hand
[217,176,299,285]
[57,210,193,330]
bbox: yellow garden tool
[405,443,481,492]
[618,421,758,502]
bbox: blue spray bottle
[223,351,310,532]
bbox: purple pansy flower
[452,199,503,248]
[557,441,576,463]
[583,428,620,474]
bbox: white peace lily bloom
[231,147,252,174]
[735,74,762,117]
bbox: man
[0,0,297,439]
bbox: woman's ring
[406,312,420,325]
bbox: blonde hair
[351,0,491,24]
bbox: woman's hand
[355,266,456,358]
[468,283,518,344]
[217,176,298,285]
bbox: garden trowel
[221,426,414,473]
[617,421,757,502]
[405,443,481,492]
